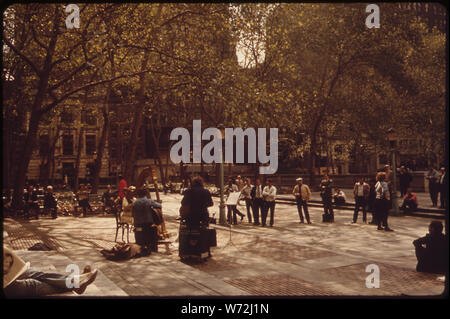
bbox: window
[62,135,74,155]
[60,110,73,124]
[82,110,97,126]
[85,134,96,155]
[39,134,50,155]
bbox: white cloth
[263,185,277,202]
[335,190,346,201]
[375,181,389,200]
[241,184,253,199]
[355,183,366,197]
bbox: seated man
[132,188,162,252]
[401,188,418,214]
[333,188,346,205]
[4,247,98,297]
[413,221,448,274]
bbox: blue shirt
[132,197,161,225]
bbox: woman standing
[374,172,394,231]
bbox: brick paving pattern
[225,274,340,296]
[2,193,446,296]
[321,262,445,295]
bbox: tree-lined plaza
[3,3,446,204]
[2,2,448,299]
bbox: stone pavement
[2,193,446,297]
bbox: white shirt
[263,185,277,202]
[241,184,253,199]
[355,183,367,197]
[335,190,346,201]
[375,181,389,200]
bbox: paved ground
[3,193,446,297]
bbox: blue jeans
[3,268,72,297]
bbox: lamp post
[218,124,227,226]
[387,128,400,216]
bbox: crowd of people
[223,176,278,227]
[178,173,447,274]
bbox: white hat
[296,177,303,181]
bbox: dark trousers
[262,201,275,226]
[45,207,57,219]
[375,199,389,229]
[353,196,367,222]
[25,203,39,219]
[439,184,446,208]
[415,246,446,274]
[322,198,334,216]
[79,199,91,217]
[227,205,244,225]
[401,199,417,214]
[245,199,253,223]
[429,182,438,206]
[296,199,310,222]
[400,183,409,197]
[252,198,263,225]
[134,223,158,252]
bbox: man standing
[426,166,439,207]
[320,174,334,222]
[225,179,244,225]
[132,188,162,252]
[438,167,446,209]
[375,172,394,231]
[262,179,277,227]
[293,178,311,224]
[102,185,115,214]
[43,186,58,219]
[24,185,39,220]
[250,178,263,226]
[398,166,413,197]
[241,178,254,224]
[353,178,369,223]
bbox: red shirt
[118,179,127,199]
[403,192,418,205]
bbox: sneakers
[73,268,98,295]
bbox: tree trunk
[123,51,150,183]
[91,103,109,194]
[12,111,41,209]
[149,120,167,192]
[73,127,84,192]
[308,135,317,190]
[11,5,59,208]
